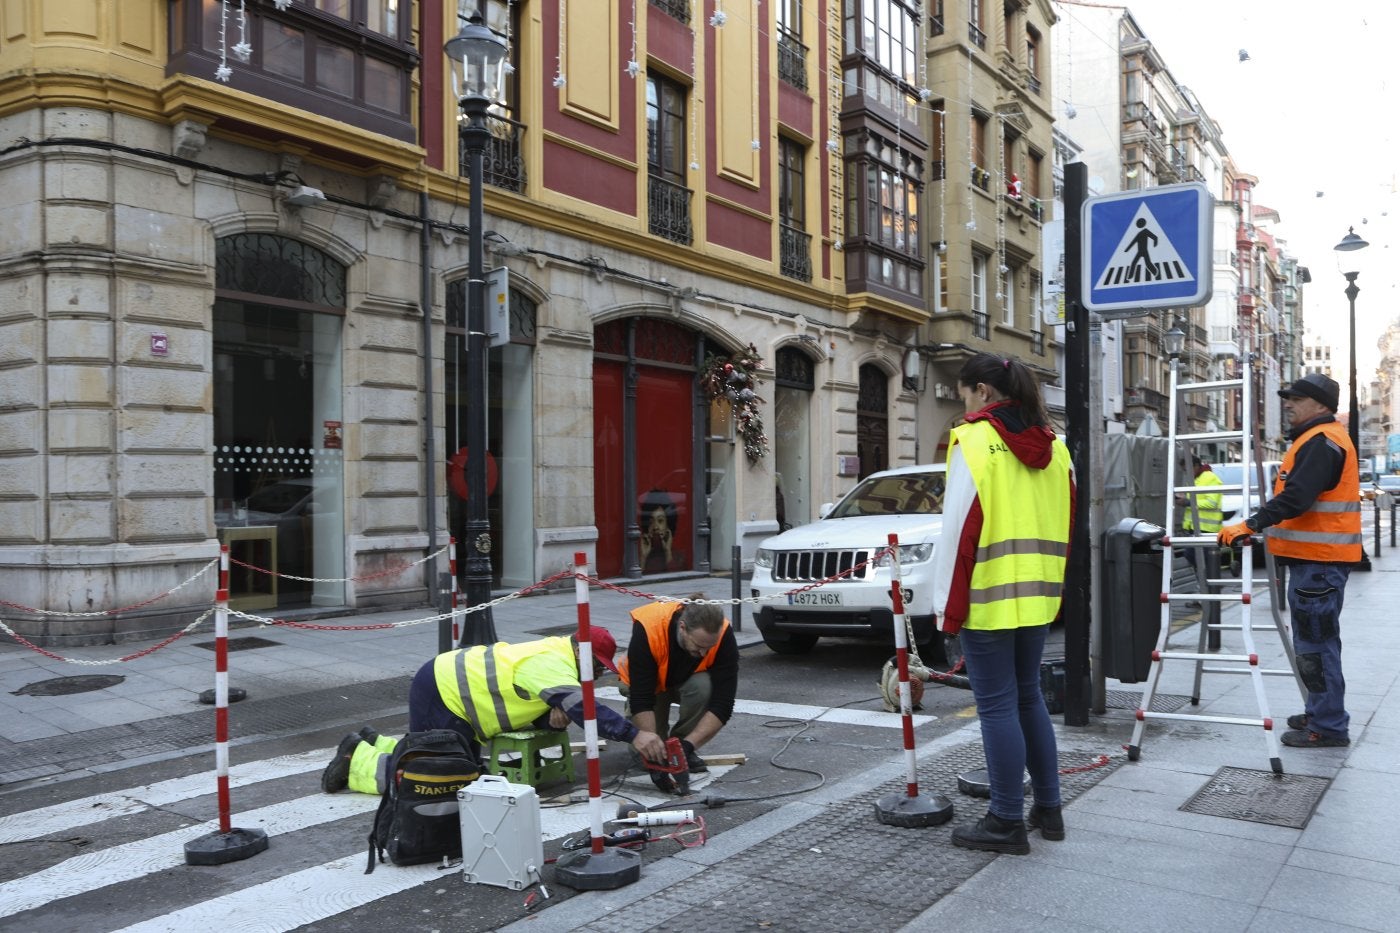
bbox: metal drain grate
[529,624,583,637]
[1180,765,1331,829]
[194,636,283,652]
[1105,690,1191,713]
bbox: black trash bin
[1101,517,1166,683]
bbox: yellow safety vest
[1183,469,1224,533]
[952,420,1072,630]
[432,637,576,740]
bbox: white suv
[751,464,946,656]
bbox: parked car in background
[750,464,946,657]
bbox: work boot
[1280,730,1348,748]
[951,812,1030,855]
[1027,804,1065,841]
[321,733,364,793]
[359,725,381,746]
[1286,713,1309,731]
[680,738,708,773]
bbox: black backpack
[365,730,481,873]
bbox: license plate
[788,590,842,607]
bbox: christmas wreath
[700,344,769,464]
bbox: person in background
[931,353,1075,854]
[1219,373,1360,748]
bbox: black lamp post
[445,17,508,645]
[1334,225,1370,571]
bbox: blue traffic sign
[1081,182,1213,315]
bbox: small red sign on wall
[323,421,343,449]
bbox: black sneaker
[1285,713,1309,731]
[951,812,1030,855]
[1027,804,1065,841]
[681,740,708,773]
[321,733,364,793]
[1280,730,1349,748]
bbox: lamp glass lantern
[444,19,508,105]
[1333,225,1370,276]
[1163,317,1186,359]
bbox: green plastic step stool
[486,729,575,788]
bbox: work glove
[1217,521,1253,548]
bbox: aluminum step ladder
[1126,353,1300,775]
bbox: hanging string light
[554,0,567,87]
[626,0,640,78]
[231,0,251,62]
[996,114,1007,299]
[503,0,517,77]
[688,0,699,171]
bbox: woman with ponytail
[931,353,1074,854]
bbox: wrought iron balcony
[1032,331,1045,356]
[1027,73,1041,94]
[648,175,693,245]
[779,224,812,283]
[778,29,807,91]
[969,23,987,50]
[930,15,944,37]
[460,114,527,193]
[973,311,989,339]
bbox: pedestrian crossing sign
[1081,182,1213,315]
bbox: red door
[593,361,626,577]
[635,366,693,575]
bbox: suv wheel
[761,631,818,655]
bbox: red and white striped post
[554,551,641,890]
[449,537,461,645]
[184,545,270,864]
[873,533,954,827]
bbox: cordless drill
[643,736,690,793]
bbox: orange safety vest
[1265,420,1362,563]
[618,601,729,692]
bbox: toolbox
[458,774,544,890]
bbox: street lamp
[1334,225,1371,571]
[1164,317,1186,360]
[446,17,508,645]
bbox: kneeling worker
[619,597,739,792]
[323,628,666,794]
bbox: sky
[1058,0,1399,386]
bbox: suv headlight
[873,543,934,567]
[754,548,773,569]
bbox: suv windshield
[827,471,945,519]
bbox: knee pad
[1296,652,1327,694]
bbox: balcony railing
[1027,73,1041,94]
[777,29,808,91]
[930,15,944,37]
[779,224,812,283]
[969,23,986,49]
[461,114,527,193]
[973,311,989,339]
[1031,331,1045,356]
[649,0,690,23]
[648,175,693,245]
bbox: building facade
[0,0,942,643]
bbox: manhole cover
[12,674,126,697]
[194,636,282,652]
[1105,690,1191,713]
[1180,765,1331,828]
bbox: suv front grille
[771,549,875,583]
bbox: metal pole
[1062,162,1090,727]
[457,95,498,646]
[730,544,743,632]
[1346,274,1372,572]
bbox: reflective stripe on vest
[1265,421,1362,562]
[619,601,728,691]
[433,637,576,740]
[953,420,1072,630]
[1183,470,1224,533]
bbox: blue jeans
[960,624,1061,821]
[1287,563,1350,739]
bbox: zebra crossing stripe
[594,687,936,728]
[0,749,326,845]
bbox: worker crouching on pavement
[619,598,739,793]
[322,629,667,794]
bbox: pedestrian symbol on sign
[1095,203,1193,289]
